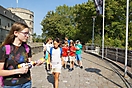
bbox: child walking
[75,40,83,69]
[50,38,64,88]
[45,38,53,72]
[69,40,76,71]
[62,41,69,69]
[0,22,44,88]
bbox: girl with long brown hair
[0,22,43,88]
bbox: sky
[0,0,88,35]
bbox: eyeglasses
[20,32,30,36]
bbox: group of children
[62,39,83,71]
[43,37,83,88]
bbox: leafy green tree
[41,5,77,40]
[104,0,130,48]
[32,33,37,42]
[40,0,132,48]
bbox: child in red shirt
[69,40,76,71]
[62,41,69,69]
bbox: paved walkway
[31,52,131,88]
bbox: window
[30,22,32,25]
[8,23,10,27]
[30,15,32,19]
[4,11,6,14]
[0,19,1,25]
[1,35,3,40]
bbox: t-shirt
[69,46,76,56]
[46,43,53,53]
[75,44,82,54]
[0,43,32,86]
[62,46,69,57]
[50,47,62,68]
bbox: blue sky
[0,0,88,35]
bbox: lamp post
[92,16,96,49]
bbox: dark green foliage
[41,0,132,48]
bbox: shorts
[76,54,82,61]
[45,53,50,64]
[69,56,75,61]
[62,57,68,62]
[51,68,61,73]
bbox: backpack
[50,47,62,60]
[0,44,29,87]
[5,44,29,54]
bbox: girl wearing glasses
[0,22,44,88]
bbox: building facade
[7,7,34,43]
[0,5,26,43]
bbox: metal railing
[100,47,132,77]
[85,45,132,77]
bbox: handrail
[101,47,132,77]
[85,45,132,77]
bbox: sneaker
[72,68,74,70]
[80,66,83,69]
[64,68,67,70]
[48,71,52,74]
[68,68,72,72]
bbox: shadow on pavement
[47,74,54,87]
[85,68,123,88]
[82,57,114,72]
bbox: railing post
[116,48,118,62]
[105,47,107,57]
[131,59,132,73]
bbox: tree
[32,33,37,42]
[41,0,132,48]
[41,5,77,40]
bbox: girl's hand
[35,58,45,66]
[15,66,29,74]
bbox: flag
[93,0,103,15]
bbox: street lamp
[92,16,96,49]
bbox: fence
[85,45,132,77]
[100,47,132,76]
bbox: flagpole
[124,0,129,77]
[16,0,18,7]
[102,0,105,59]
